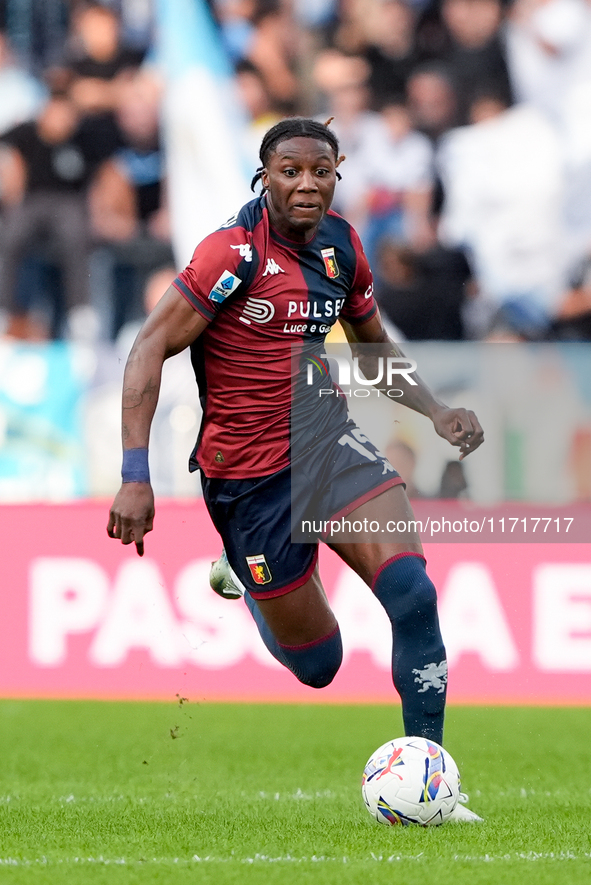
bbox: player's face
[262,137,337,243]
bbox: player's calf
[372,553,447,744]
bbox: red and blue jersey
[173,195,377,478]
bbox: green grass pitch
[0,701,589,884]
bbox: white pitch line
[0,852,590,867]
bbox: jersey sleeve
[173,226,255,322]
[339,225,378,326]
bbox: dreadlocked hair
[250,117,342,192]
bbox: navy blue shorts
[201,418,403,599]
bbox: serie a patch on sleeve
[209,270,242,303]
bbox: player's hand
[431,407,484,460]
[107,482,155,556]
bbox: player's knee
[300,654,342,689]
[279,625,343,689]
[372,554,437,621]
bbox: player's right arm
[107,285,209,555]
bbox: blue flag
[155,0,252,265]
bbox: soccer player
[107,118,484,821]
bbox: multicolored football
[361,736,460,826]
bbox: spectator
[439,459,469,497]
[361,0,421,106]
[406,62,460,143]
[0,89,97,339]
[354,95,435,263]
[89,69,173,338]
[65,2,144,116]
[438,93,566,338]
[506,0,591,121]
[0,30,45,137]
[439,0,513,124]
[91,70,167,241]
[118,0,154,51]
[373,227,472,340]
[234,59,283,164]
[215,0,258,65]
[312,50,381,222]
[0,0,70,74]
[385,438,425,498]
[61,2,145,166]
[373,240,419,334]
[248,0,299,110]
[468,87,510,123]
[506,0,591,270]
[552,256,591,340]
[215,0,299,109]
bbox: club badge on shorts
[321,247,339,279]
[246,554,272,584]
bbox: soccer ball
[361,736,460,826]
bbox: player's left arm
[341,312,484,459]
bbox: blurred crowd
[1,0,591,345]
[0,1,171,342]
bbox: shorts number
[338,429,377,462]
[338,428,395,475]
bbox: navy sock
[244,591,342,688]
[372,554,447,744]
[277,627,342,688]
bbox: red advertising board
[1,501,590,704]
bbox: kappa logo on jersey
[262,258,285,276]
[321,247,340,279]
[230,243,253,262]
[246,554,272,584]
[239,297,275,325]
[364,282,374,299]
[209,270,241,303]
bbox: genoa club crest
[246,554,272,584]
[321,247,340,279]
